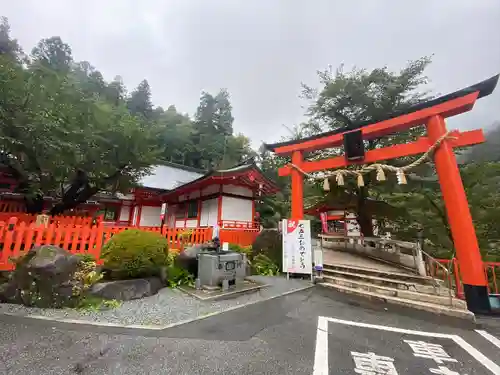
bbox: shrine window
[98,205,119,221]
[186,200,198,219]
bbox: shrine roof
[264,74,499,152]
[138,162,205,190]
[160,162,280,201]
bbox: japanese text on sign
[282,219,312,274]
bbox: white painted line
[452,335,500,375]
[313,316,329,375]
[0,284,314,331]
[313,316,500,375]
[476,330,500,349]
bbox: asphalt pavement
[1,287,499,375]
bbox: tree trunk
[48,166,128,216]
[23,194,45,214]
[356,186,374,237]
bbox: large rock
[0,245,94,308]
[89,277,163,301]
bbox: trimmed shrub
[100,230,169,280]
[251,229,282,270]
[228,243,253,258]
[252,254,280,276]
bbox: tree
[0,17,22,59]
[157,105,196,165]
[300,57,433,236]
[0,34,161,214]
[0,19,262,216]
[255,145,290,228]
[384,161,500,261]
[189,89,238,169]
[213,89,234,136]
[466,121,500,163]
[127,79,153,119]
[31,36,72,72]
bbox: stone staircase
[318,250,473,320]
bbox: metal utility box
[197,251,247,287]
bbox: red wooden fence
[220,229,259,247]
[0,217,263,271]
[0,218,214,271]
[435,258,500,298]
[0,213,97,226]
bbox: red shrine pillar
[427,115,490,313]
[291,151,304,219]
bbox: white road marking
[313,316,329,375]
[313,316,500,375]
[476,330,500,350]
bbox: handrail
[319,233,456,307]
[436,257,499,297]
[420,248,454,307]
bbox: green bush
[75,253,97,264]
[252,254,280,276]
[166,265,194,287]
[251,229,282,270]
[228,244,253,257]
[100,229,168,280]
[164,252,194,287]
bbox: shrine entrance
[265,75,499,314]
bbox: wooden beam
[273,93,479,155]
[278,129,484,176]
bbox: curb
[0,284,315,332]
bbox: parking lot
[1,287,499,374]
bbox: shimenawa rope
[289,131,456,190]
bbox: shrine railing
[220,229,259,247]
[0,212,99,226]
[435,258,500,298]
[219,220,260,230]
[319,234,427,276]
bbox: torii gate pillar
[291,151,304,219]
[427,115,489,313]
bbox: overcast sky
[3,0,499,147]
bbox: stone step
[324,275,466,309]
[319,282,474,321]
[322,269,451,296]
[323,263,442,285]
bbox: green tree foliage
[255,145,290,228]
[298,58,434,236]
[127,79,153,120]
[384,158,500,261]
[0,17,253,214]
[0,19,162,214]
[31,36,72,72]
[0,16,22,59]
[466,122,500,163]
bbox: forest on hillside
[1,16,499,260]
[0,17,254,215]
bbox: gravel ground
[0,276,312,326]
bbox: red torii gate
[265,75,499,314]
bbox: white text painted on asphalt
[351,351,398,375]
